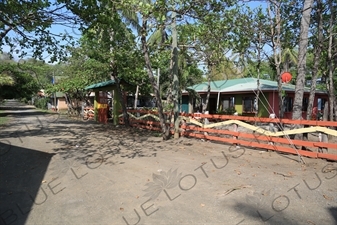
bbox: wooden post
[318,102,329,153]
[94,91,98,122]
[113,87,121,125]
[233,112,239,146]
[268,113,276,145]
[204,111,209,136]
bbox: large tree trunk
[255,31,262,121]
[306,0,323,120]
[141,16,170,140]
[334,97,337,122]
[202,75,211,113]
[292,0,314,121]
[171,11,180,139]
[134,85,139,109]
[327,0,336,121]
[109,26,129,126]
[112,72,130,126]
[268,1,283,118]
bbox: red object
[281,72,292,83]
[97,91,108,124]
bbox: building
[50,92,68,110]
[182,78,329,119]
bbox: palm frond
[147,28,168,46]
[185,88,200,100]
[282,48,298,64]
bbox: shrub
[217,107,237,115]
[34,97,49,109]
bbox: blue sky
[1,1,268,63]
[1,24,82,63]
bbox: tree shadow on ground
[230,201,308,225]
[328,207,337,225]
[0,141,55,225]
[0,111,56,117]
[47,124,161,166]
[228,195,335,225]
[0,106,35,111]
[0,108,162,168]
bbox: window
[243,96,257,113]
[222,96,234,109]
[302,97,308,111]
[283,97,293,112]
[318,98,327,111]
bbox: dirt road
[1,100,336,225]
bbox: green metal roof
[85,80,116,90]
[50,92,65,98]
[187,78,321,93]
[55,92,65,98]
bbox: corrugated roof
[85,80,116,90]
[55,92,65,98]
[188,78,251,92]
[187,78,319,93]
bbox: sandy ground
[0,100,337,225]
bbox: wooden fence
[119,110,337,161]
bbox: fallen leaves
[323,194,333,200]
[273,172,293,178]
[234,169,241,175]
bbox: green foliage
[17,58,55,88]
[217,107,236,115]
[0,114,9,126]
[0,72,14,86]
[0,62,40,100]
[34,97,50,109]
[243,60,275,80]
[0,1,76,61]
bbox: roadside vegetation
[0,110,9,126]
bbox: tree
[306,0,324,120]
[122,0,239,139]
[267,0,284,118]
[188,5,241,113]
[60,0,149,125]
[325,0,337,121]
[46,46,111,114]
[292,0,314,121]
[141,13,171,139]
[0,71,14,86]
[0,54,14,86]
[0,0,77,61]
[0,62,40,100]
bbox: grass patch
[0,110,9,126]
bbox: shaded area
[0,105,159,166]
[0,141,54,225]
[0,99,58,119]
[229,194,336,225]
[328,207,337,225]
[48,125,159,166]
[0,107,35,111]
[231,201,298,225]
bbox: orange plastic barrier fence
[119,111,337,161]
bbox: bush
[217,107,237,115]
[20,98,29,104]
[34,97,49,109]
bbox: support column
[94,91,99,121]
[113,87,122,125]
